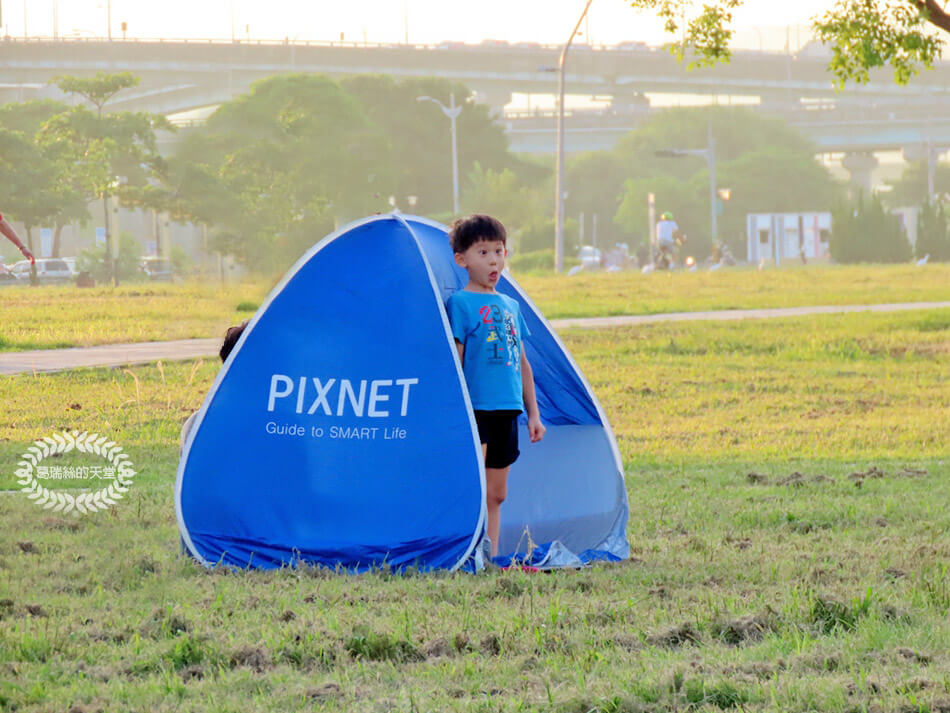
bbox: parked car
[0,264,19,286]
[578,245,603,269]
[10,258,74,284]
[139,257,173,281]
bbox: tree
[44,73,170,283]
[0,99,69,134]
[172,73,536,272]
[0,101,88,260]
[610,107,840,257]
[77,230,142,283]
[173,74,386,271]
[883,159,950,206]
[339,75,535,216]
[916,201,950,260]
[632,0,949,85]
[0,130,57,263]
[55,72,140,119]
[615,174,702,250]
[565,152,629,249]
[460,162,541,242]
[714,148,841,250]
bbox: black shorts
[473,410,521,469]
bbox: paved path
[1,301,947,376]
[0,338,220,376]
[549,301,950,329]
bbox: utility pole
[416,94,462,214]
[927,143,936,203]
[647,192,656,264]
[106,0,111,40]
[707,123,717,244]
[655,123,719,245]
[555,0,595,273]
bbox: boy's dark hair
[220,320,248,362]
[449,214,507,254]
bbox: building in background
[746,212,832,264]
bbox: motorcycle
[651,231,687,271]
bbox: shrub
[169,244,191,276]
[509,249,580,273]
[515,217,579,254]
[830,194,912,263]
[77,230,142,282]
[510,249,554,272]
[916,201,950,261]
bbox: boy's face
[454,238,506,292]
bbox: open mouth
[489,271,499,281]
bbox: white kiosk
[746,212,832,264]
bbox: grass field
[1,308,947,712]
[0,264,947,351]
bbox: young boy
[446,215,545,558]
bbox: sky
[8,0,833,51]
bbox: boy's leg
[485,465,510,558]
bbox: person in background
[179,321,249,454]
[656,211,679,256]
[0,212,35,265]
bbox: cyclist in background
[656,212,678,255]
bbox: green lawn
[0,264,947,351]
[515,263,950,320]
[1,310,947,712]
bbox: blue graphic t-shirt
[446,289,530,412]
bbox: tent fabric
[176,214,629,572]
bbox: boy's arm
[521,350,545,443]
[455,338,464,364]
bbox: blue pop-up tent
[175,214,628,571]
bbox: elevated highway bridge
[3,37,949,188]
[4,36,950,113]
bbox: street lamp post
[417,94,462,214]
[554,0,595,273]
[655,123,719,244]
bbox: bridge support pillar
[903,144,941,203]
[474,89,512,117]
[841,152,879,195]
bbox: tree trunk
[52,223,64,258]
[25,226,38,286]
